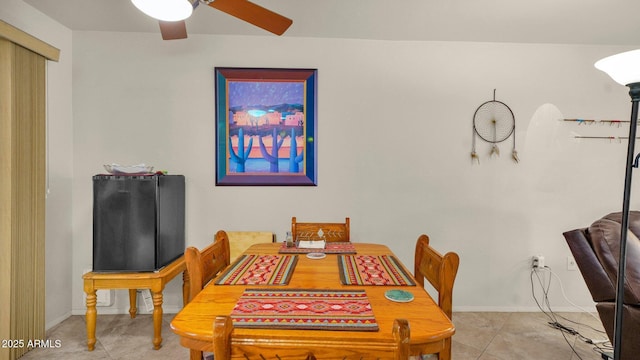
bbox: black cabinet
[92,175,185,272]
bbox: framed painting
[214,67,318,186]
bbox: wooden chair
[185,230,231,360]
[226,231,275,262]
[413,234,460,360]
[213,315,410,359]
[291,216,350,242]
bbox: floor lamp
[595,49,640,360]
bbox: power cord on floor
[547,268,606,328]
[530,266,612,359]
[530,266,584,360]
[548,320,579,335]
[546,320,613,358]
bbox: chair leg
[189,349,203,360]
[438,338,452,360]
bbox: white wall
[5,0,639,318]
[0,0,74,328]
[5,0,640,334]
[69,31,640,314]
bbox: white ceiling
[22,0,640,45]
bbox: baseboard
[71,306,183,316]
[46,311,72,331]
[453,305,597,312]
[71,305,596,315]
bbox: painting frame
[214,67,318,186]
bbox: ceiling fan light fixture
[131,0,193,22]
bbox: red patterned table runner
[278,241,357,254]
[214,254,297,285]
[338,255,416,286]
[230,289,379,331]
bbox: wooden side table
[82,255,189,351]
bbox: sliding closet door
[0,38,47,360]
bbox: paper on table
[297,240,326,249]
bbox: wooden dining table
[170,242,455,359]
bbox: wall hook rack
[563,118,636,127]
[574,135,640,142]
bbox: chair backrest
[414,234,460,320]
[291,216,350,242]
[185,230,231,303]
[213,315,410,360]
[226,231,275,261]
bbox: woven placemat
[231,288,379,331]
[338,255,416,286]
[278,241,356,254]
[215,254,297,285]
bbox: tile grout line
[474,312,512,360]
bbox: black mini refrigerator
[92,174,185,272]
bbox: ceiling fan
[132,0,293,40]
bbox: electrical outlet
[567,256,578,271]
[532,255,545,268]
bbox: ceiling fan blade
[208,0,293,35]
[159,21,188,40]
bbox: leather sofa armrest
[591,212,640,305]
[563,228,616,302]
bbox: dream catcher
[471,90,518,164]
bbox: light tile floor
[19,312,610,360]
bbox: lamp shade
[131,0,193,22]
[595,49,640,86]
